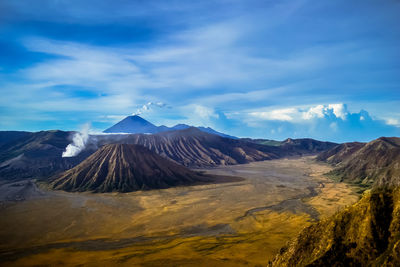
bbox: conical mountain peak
[103,115,159,134]
[51,144,214,192]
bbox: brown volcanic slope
[319,137,400,187]
[279,138,337,154]
[51,144,222,193]
[316,141,365,164]
[97,128,286,167]
[271,137,400,266]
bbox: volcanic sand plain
[0,156,360,266]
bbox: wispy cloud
[133,102,167,115]
[0,0,399,141]
[250,108,298,122]
[385,118,400,128]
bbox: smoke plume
[133,102,166,115]
[62,123,90,157]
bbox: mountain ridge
[0,128,338,180]
[271,136,400,266]
[103,115,237,139]
[318,137,400,187]
[0,130,93,180]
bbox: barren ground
[0,156,360,266]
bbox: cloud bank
[249,104,350,122]
[230,103,400,142]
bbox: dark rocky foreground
[270,187,400,266]
[271,137,400,266]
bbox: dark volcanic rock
[51,144,217,193]
[0,131,32,147]
[0,130,93,181]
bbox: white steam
[62,124,90,157]
[133,102,166,115]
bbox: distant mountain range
[103,115,237,139]
[243,137,337,152]
[0,128,337,181]
[87,128,337,168]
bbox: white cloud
[247,103,349,122]
[162,104,220,128]
[133,101,166,115]
[386,118,400,127]
[302,104,326,120]
[250,108,297,121]
[328,103,348,120]
[192,104,219,120]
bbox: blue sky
[0,0,399,142]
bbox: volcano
[50,144,220,192]
[103,115,159,134]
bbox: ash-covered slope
[0,130,92,180]
[319,137,400,186]
[0,131,31,147]
[51,144,218,193]
[99,128,283,167]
